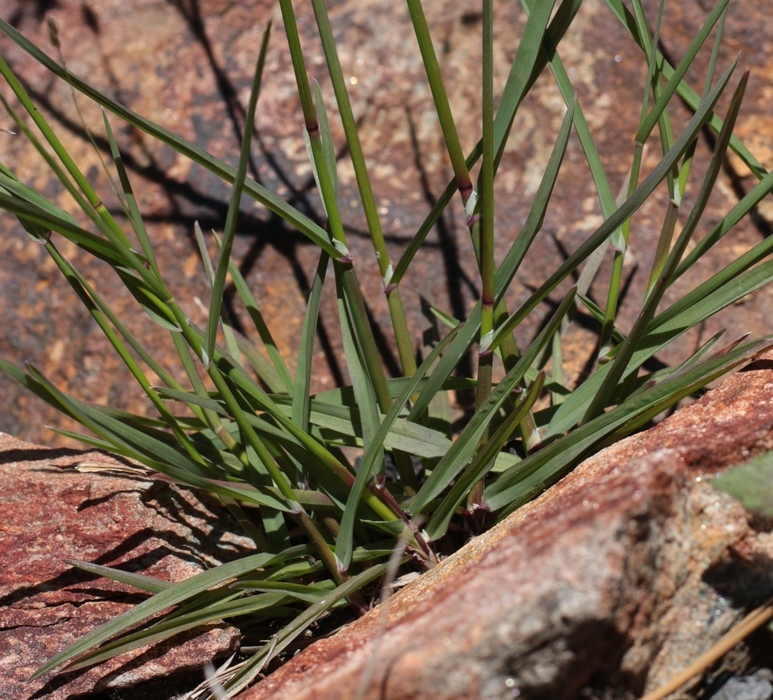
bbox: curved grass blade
[219,561,393,697]
[65,592,292,673]
[65,560,172,595]
[0,190,142,268]
[0,19,340,258]
[33,550,286,678]
[486,337,773,516]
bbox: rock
[707,669,773,700]
[0,433,253,700]
[0,0,772,446]
[234,354,773,700]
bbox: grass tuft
[0,1,772,696]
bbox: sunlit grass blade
[205,28,269,367]
[391,0,581,287]
[676,168,773,277]
[488,56,737,353]
[491,0,556,170]
[604,0,766,179]
[411,287,576,516]
[65,560,172,595]
[268,393,456,458]
[66,592,293,673]
[407,97,576,422]
[486,337,773,516]
[218,561,393,697]
[293,250,329,431]
[336,326,460,571]
[426,371,546,541]
[635,0,728,144]
[209,231,294,393]
[33,551,281,678]
[309,0,415,375]
[0,19,340,257]
[101,112,161,274]
[583,69,747,423]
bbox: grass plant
[1,0,773,696]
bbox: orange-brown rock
[236,354,773,700]
[0,434,252,700]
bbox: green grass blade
[65,592,291,673]
[411,288,576,516]
[604,0,766,180]
[0,19,340,257]
[205,29,269,367]
[0,190,141,268]
[292,251,329,431]
[194,224,243,364]
[33,551,281,678]
[65,561,172,594]
[391,0,581,287]
[486,337,773,515]
[101,112,161,275]
[211,232,294,393]
[407,97,576,422]
[426,371,546,541]
[310,0,416,374]
[583,69,747,423]
[406,0,473,199]
[676,168,773,278]
[336,326,460,570]
[635,0,728,144]
[491,0,556,170]
[219,562,393,696]
[546,254,773,442]
[488,56,737,353]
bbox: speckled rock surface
[0,433,252,700]
[235,354,773,700]
[0,0,771,446]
